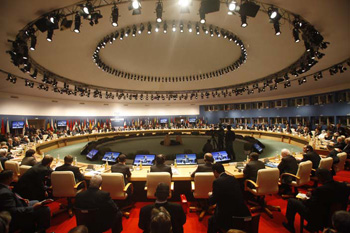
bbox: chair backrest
[101,173,127,200]
[231,214,260,233]
[193,172,215,199]
[0,161,3,172]
[334,152,347,172]
[74,208,100,233]
[319,157,333,170]
[42,134,48,141]
[256,168,279,195]
[51,171,77,197]
[146,172,171,199]
[4,160,19,178]
[19,165,32,176]
[295,161,312,186]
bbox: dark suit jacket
[75,188,120,232]
[305,181,350,228]
[209,173,251,229]
[328,149,340,164]
[21,156,37,166]
[243,160,265,182]
[191,163,213,177]
[301,151,321,170]
[14,164,52,201]
[138,202,186,233]
[343,144,350,158]
[150,164,172,177]
[0,183,43,231]
[278,155,298,183]
[111,163,131,184]
[55,163,84,182]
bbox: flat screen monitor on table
[175,154,197,165]
[133,154,155,166]
[86,149,99,160]
[102,152,120,163]
[12,121,24,129]
[212,151,230,163]
[253,143,263,153]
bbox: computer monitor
[86,149,99,160]
[212,151,230,163]
[133,154,155,166]
[175,154,197,165]
[12,121,24,129]
[102,152,120,163]
[57,120,67,127]
[159,118,168,124]
[253,143,263,153]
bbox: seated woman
[21,149,37,166]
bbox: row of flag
[46,119,112,132]
[123,117,206,128]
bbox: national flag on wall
[89,120,92,130]
[66,120,69,131]
[47,119,50,131]
[1,118,5,135]
[124,120,127,128]
[51,118,54,131]
[97,120,100,129]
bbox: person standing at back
[150,154,172,177]
[225,125,236,161]
[208,163,251,233]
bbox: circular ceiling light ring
[92,21,247,83]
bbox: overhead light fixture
[132,25,137,36]
[293,28,300,42]
[155,24,159,32]
[199,9,206,24]
[132,0,141,10]
[138,23,144,34]
[241,15,247,28]
[156,1,163,23]
[30,35,37,50]
[82,2,93,15]
[147,22,152,34]
[172,21,176,32]
[268,7,279,19]
[196,23,200,34]
[125,27,130,37]
[31,69,38,79]
[180,22,184,32]
[163,21,167,33]
[274,22,281,35]
[74,13,81,33]
[188,22,192,32]
[111,5,119,27]
[46,29,53,41]
[179,0,191,13]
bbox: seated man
[0,170,51,233]
[243,152,265,185]
[208,163,251,233]
[150,154,172,177]
[278,149,298,194]
[334,136,346,150]
[111,154,131,185]
[149,206,172,233]
[55,155,84,183]
[300,145,320,175]
[139,183,186,233]
[327,144,340,175]
[191,153,214,177]
[0,149,12,169]
[75,175,122,233]
[21,149,38,167]
[14,155,53,201]
[283,169,350,233]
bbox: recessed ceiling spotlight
[132,0,141,10]
[111,5,119,27]
[268,7,278,19]
[74,13,81,33]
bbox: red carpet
[47,170,350,233]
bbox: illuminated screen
[57,121,67,127]
[12,121,24,129]
[133,154,155,166]
[176,154,197,165]
[102,152,120,163]
[212,151,230,162]
[86,149,99,159]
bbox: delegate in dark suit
[150,164,172,176]
[21,156,37,166]
[278,154,298,184]
[301,151,321,170]
[55,164,84,182]
[139,202,186,233]
[191,163,213,177]
[14,163,52,201]
[243,160,265,182]
[0,170,51,232]
[284,169,350,231]
[208,164,251,233]
[111,163,131,184]
[75,183,122,232]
